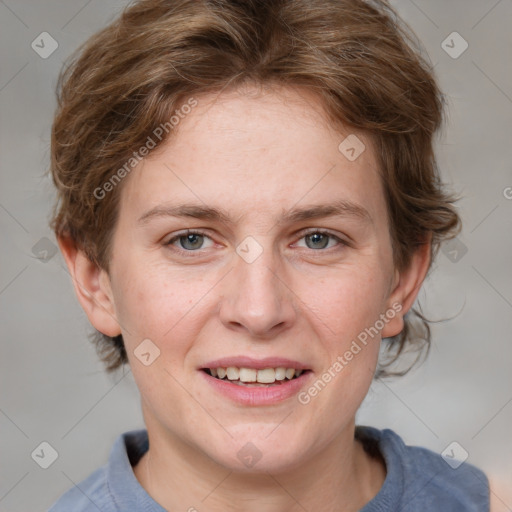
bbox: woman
[48,0,490,510]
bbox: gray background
[1,1,511,510]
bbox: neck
[133,419,386,512]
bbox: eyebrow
[137,199,373,226]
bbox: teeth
[275,367,286,380]
[208,366,305,384]
[257,368,276,384]
[226,367,239,380]
[285,368,295,379]
[239,368,257,382]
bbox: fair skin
[59,84,432,512]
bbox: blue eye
[293,229,347,251]
[166,230,214,252]
[178,233,204,250]
[303,231,335,250]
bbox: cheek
[301,264,389,344]
[295,264,388,398]
[115,268,209,404]
[112,261,210,348]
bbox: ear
[57,234,121,337]
[381,234,432,339]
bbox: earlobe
[57,235,122,337]
[381,235,432,339]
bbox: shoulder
[48,465,111,512]
[47,429,150,512]
[396,434,489,510]
[357,425,490,512]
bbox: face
[96,84,406,472]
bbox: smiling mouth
[202,367,311,387]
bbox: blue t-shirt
[48,425,489,511]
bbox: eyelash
[164,228,348,257]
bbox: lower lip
[200,370,313,406]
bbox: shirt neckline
[107,425,401,511]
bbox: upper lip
[201,356,310,371]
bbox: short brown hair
[49,0,461,376]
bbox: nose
[218,243,297,339]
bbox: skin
[59,83,431,512]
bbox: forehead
[118,84,387,228]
